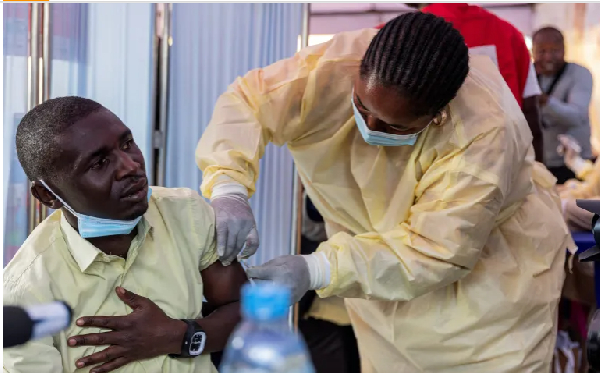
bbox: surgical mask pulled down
[39,180,151,239]
[351,96,427,147]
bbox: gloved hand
[558,134,585,174]
[210,193,259,266]
[247,253,331,304]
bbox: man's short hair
[532,26,565,44]
[16,96,104,182]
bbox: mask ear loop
[37,180,78,217]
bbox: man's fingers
[89,357,130,373]
[75,345,128,372]
[75,345,126,368]
[75,316,129,330]
[115,287,145,310]
[68,331,123,348]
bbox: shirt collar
[60,211,153,273]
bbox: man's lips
[121,178,148,198]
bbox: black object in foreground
[575,199,600,371]
[4,301,73,348]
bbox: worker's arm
[542,66,593,129]
[315,127,514,301]
[3,279,64,373]
[195,29,376,199]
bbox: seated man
[4,96,247,373]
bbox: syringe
[241,260,255,286]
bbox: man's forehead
[534,31,564,45]
[55,111,130,157]
[58,110,128,140]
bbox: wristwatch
[169,319,206,358]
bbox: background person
[533,26,594,184]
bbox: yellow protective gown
[196,28,575,373]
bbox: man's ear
[31,181,62,209]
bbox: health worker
[196,12,574,373]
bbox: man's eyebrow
[119,129,133,141]
[74,145,109,171]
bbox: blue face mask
[39,180,151,239]
[351,96,428,147]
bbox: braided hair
[360,12,469,116]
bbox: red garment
[376,4,531,107]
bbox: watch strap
[168,319,205,358]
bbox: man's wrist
[166,319,187,355]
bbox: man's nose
[542,51,553,60]
[115,151,139,179]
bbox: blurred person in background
[197,12,574,372]
[533,26,594,184]
[382,3,544,163]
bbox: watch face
[188,331,206,356]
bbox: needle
[241,260,255,286]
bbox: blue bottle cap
[241,283,291,320]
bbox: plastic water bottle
[220,283,315,373]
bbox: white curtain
[166,3,303,266]
[49,3,155,168]
[3,4,30,265]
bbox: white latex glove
[210,184,259,266]
[247,253,331,304]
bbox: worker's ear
[31,181,63,209]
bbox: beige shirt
[3,187,219,373]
